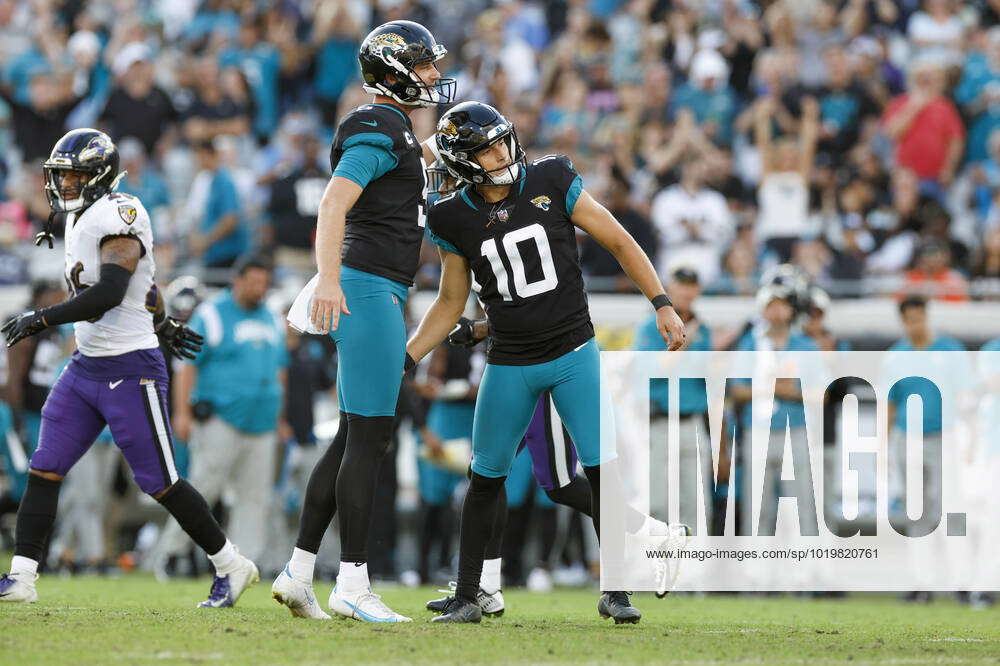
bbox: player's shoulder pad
[428,190,460,210]
[334,104,409,152]
[530,154,582,214]
[85,191,152,238]
[531,153,577,176]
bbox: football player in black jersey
[405,101,686,623]
[273,20,454,623]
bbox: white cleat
[0,572,38,603]
[272,566,331,619]
[329,586,412,623]
[653,522,692,598]
[198,553,259,608]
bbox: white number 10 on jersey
[480,223,558,301]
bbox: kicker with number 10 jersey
[63,191,158,356]
[426,155,593,365]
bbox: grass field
[3,571,1000,665]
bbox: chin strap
[34,212,57,249]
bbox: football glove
[156,317,204,360]
[448,317,481,348]
[1,310,49,348]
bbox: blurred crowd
[1,0,1000,299]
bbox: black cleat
[427,583,505,616]
[430,596,482,623]
[598,591,642,624]
[426,594,452,614]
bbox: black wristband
[651,294,672,311]
[404,352,417,373]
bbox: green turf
[3,572,999,665]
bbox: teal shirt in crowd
[633,314,712,415]
[886,335,968,435]
[187,290,289,433]
[201,167,248,265]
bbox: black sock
[335,414,394,562]
[536,505,558,568]
[484,486,507,560]
[583,465,601,540]
[295,411,349,553]
[156,479,226,555]
[418,501,443,581]
[546,474,593,517]
[456,473,505,602]
[14,474,61,562]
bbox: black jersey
[330,103,426,286]
[427,155,594,365]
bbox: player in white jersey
[0,129,258,607]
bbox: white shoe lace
[356,590,401,620]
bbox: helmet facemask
[364,42,456,107]
[43,164,112,213]
[441,125,525,186]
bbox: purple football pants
[30,349,178,496]
[517,392,579,491]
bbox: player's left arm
[2,236,141,347]
[406,248,472,368]
[571,190,686,351]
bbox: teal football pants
[332,267,409,417]
[471,337,615,478]
[417,401,472,505]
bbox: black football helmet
[435,101,525,186]
[759,263,812,316]
[43,128,121,214]
[358,21,455,107]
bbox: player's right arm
[310,176,361,334]
[406,248,471,365]
[2,236,141,347]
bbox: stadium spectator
[649,158,732,286]
[159,254,289,569]
[2,70,85,162]
[311,0,363,129]
[902,240,969,302]
[263,126,326,277]
[580,167,656,290]
[181,58,251,144]
[955,27,1000,166]
[673,49,737,147]
[754,94,820,264]
[188,141,249,273]
[219,15,281,143]
[881,59,964,191]
[99,43,178,157]
[906,0,966,67]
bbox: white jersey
[63,192,159,356]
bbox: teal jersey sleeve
[332,135,399,188]
[425,228,461,255]
[565,174,583,216]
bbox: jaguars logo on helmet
[435,101,526,186]
[358,21,455,107]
